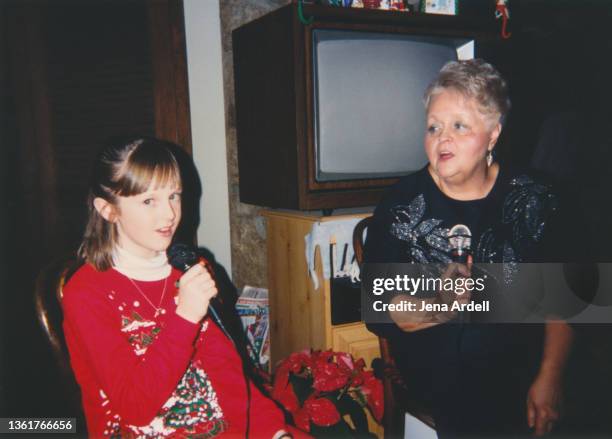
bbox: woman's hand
[431,259,473,323]
[393,259,472,331]
[175,262,218,323]
[526,371,562,436]
[439,261,472,304]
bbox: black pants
[392,323,543,439]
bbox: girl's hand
[175,262,218,323]
[527,372,562,436]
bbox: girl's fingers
[179,262,205,283]
[180,265,214,287]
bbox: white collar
[112,245,171,281]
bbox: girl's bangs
[115,146,181,196]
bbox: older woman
[364,59,573,437]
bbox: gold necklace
[126,276,168,317]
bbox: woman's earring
[486,150,493,167]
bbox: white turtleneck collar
[112,245,171,281]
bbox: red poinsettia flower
[311,350,334,370]
[271,364,300,412]
[349,371,365,387]
[312,361,350,392]
[271,349,384,434]
[293,407,311,432]
[304,396,341,427]
[286,351,310,374]
[353,357,366,371]
[360,371,384,423]
[336,352,354,370]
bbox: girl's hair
[423,59,511,127]
[78,137,182,271]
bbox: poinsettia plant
[269,349,383,437]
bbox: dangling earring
[486,150,493,167]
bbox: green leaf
[351,389,368,407]
[336,394,369,435]
[291,375,314,404]
[310,420,354,438]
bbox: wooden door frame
[148,0,193,154]
[5,0,194,263]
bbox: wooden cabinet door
[332,322,380,370]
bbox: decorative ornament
[495,0,512,39]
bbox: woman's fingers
[527,390,560,437]
[442,262,472,279]
[527,397,536,428]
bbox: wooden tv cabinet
[263,209,382,435]
[263,210,378,365]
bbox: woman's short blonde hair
[78,137,182,271]
[423,59,511,126]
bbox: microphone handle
[452,252,470,264]
[451,249,471,264]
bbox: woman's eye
[143,198,153,205]
[454,122,468,131]
[427,124,440,134]
[170,192,182,201]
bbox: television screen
[313,29,474,182]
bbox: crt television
[233,4,496,210]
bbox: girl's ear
[93,197,117,222]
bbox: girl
[63,138,302,438]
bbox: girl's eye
[143,198,153,205]
[170,192,182,201]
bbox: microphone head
[448,224,472,257]
[167,243,198,271]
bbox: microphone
[167,243,229,337]
[448,224,472,263]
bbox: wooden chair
[34,257,84,416]
[353,217,436,438]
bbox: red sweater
[62,263,288,438]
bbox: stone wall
[219,0,291,289]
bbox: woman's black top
[363,165,561,436]
[364,165,560,337]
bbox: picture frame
[420,0,458,15]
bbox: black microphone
[167,243,229,337]
[448,224,472,263]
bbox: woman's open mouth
[439,151,454,161]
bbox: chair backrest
[352,216,436,435]
[34,258,75,370]
[353,217,400,430]
[353,216,372,266]
[34,257,84,415]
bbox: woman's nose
[438,125,453,143]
